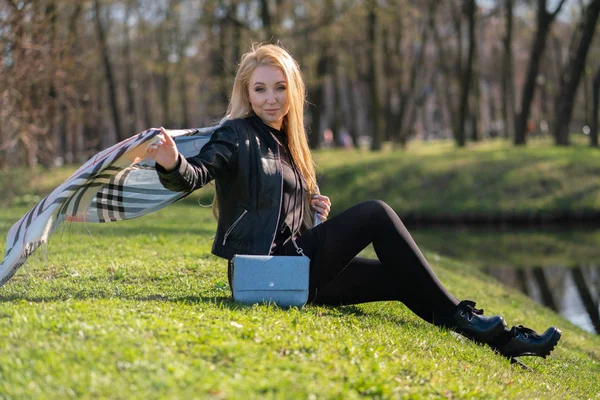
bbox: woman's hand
[311,194,331,221]
[146,127,179,171]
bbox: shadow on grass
[55,224,217,238]
[0,290,419,327]
[0,291,236,307]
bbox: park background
[1,0,600,398]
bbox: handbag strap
[292,238,306,257]
[269,127,308,259]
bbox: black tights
[279,200,460,324]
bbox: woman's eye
[277,86,287,91]
[255,87,265,92]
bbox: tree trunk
[514,0,566,145]
[591,67,600,147]
[368,0,382,151]
[218,18,229,108]
[141,73,153,129]
[471,73,481,141]
[68,4,83,162]
[40,0,58,168]
[94,0,124,142]
[231,0,242,69]
[173,0,191,128]
[260,0,274,41]
[158,51,171,127]
[347,75,361,148]
[159,1,179,127]
[331,66,342,146]
[455,0,476,147]
[553,0,600,146]
[382,26,395,142]
[308,0,335,149]
[397,21,430,146]
[430,2,457,138]
[310,63,325,149]
[391,21,405,144]
[502,0,516,140]
[123,0,138,135]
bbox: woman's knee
[355,199,396,223]
[363,199,392,215]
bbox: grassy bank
[314,139,600,222]
[5,138,600,221]
[1,140,600,398]
[0,202,599,399]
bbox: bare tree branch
[550,0,568,18]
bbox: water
[485,265,599,334]
[410,226,600,334]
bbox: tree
[260,0,273,41]
[514,0,567,145]
[94,0,124,142]
[368,0,382,150]
[455,0,476,147]
[307,0,336,149]
[123,0,138,135]
[502,0,516,140]
[591,67,600,147]
[430,0,464,145]
[553,0,600,146]
[386,1,432,147]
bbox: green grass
[1,140,600,398]
[314,138,600,218]
[1,202,599,399]
[5,137,600,217]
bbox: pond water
[410,226,600,334]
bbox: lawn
[1,139,599,398]
[314,138,600,220]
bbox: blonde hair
[214,43,317,228]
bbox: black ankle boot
[441,300,507,344]
[496,325,561,358]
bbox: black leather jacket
[156,116,309,260]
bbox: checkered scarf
[0,126,218,287]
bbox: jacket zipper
[222,209,248,245]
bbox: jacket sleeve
[155,124,239,193]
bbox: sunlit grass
[314,138,600,217]
[0,201,599,398]
[1,138,600,398]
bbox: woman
[146,44,561,360]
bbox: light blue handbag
[231,198,322,308]
[231,254,310,308]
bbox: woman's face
[248,65,290,131]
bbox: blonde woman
[146,44,560,360]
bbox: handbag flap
[232,255,309,291]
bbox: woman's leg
[294,200,459,323]
[291,200,560,357]
[312,256,457,323]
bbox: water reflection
[410,227,600,334]
[486,265,600,334]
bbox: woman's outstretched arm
[148,125,239,193]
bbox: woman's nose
[266,90,277,103]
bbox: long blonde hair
[214,43,317,227]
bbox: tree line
[1,0,599,169]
